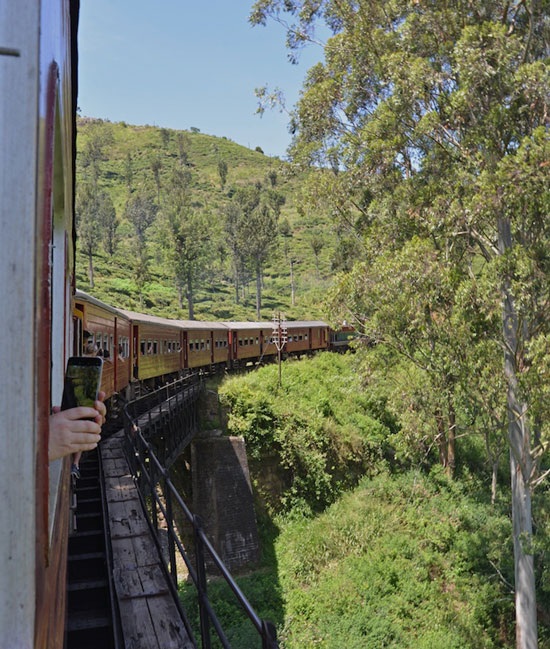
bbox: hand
[48,406,103,462]
[94,391,107,426]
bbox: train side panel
[136,322,182,380]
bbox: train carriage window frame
[140,340,146,356]
[147,339,153,355]
[207,339,210,350]
[153,340,158,354]
[256,337,259,345]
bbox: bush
[219,353,396,513]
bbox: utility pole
[272,312,287,387]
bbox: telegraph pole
[272,312,287,387]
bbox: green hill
[75,117,336,321]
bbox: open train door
[309,327,312,350]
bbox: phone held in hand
[61,356,103,411]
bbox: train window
[189,342,194,351]
[299,335,303,341]
[200,340,205,350]
[305,334,308,340]
[147,340,153,354]
[256,337,259,344]
[153,340,158,354]
[239,339,243,346]
[207,340,210,350]
[141,340,146,355]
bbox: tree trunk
[447,404,456,477]
[290,258,295,306]
[177,283,183,310]
[234,262,240,304]
[499,217,538,649]
[491,458,499,506]
[255,265,261,320]
[435,408,448,469]
[186,275,194,320]
[88,248,94,289]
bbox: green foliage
[179,569,283,649]
[274,470,514,649]
[220,353,395,513]
[75,117,336,321]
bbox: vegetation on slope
[180,352,550,648]
[75,117,341,321]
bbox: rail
[122,388,278,649]
[126,374,202,467]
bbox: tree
[251,2,550,646]
[159,127,170,148]
[79,121,113,185]
[233,185,278,319]
[124,152,134,191]
[75,182,101,288]
[267,169,277,187]
[224,201,247,304]
[309,232,324,279]
[217,157,228,189]
[158,167,211,318]
[97,190,118,256]
[176,131,191,167]
[150,154,163,204]
[124,190,158,305]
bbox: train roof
[75,289,126,317]
[117,308,226,331]
[75,291,328,331]
[221,320,328,330]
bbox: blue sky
[78,1,324,158]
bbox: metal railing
[126,374,202,468]
[122,388,278,649]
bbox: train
[73,290,331,400]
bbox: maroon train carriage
[223,320,330,366]
[74,290,132,399]
[223,321,275,365]
[118,309,186,385]
[285,320,329,353]
[175,319,230,370]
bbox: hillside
[75,117,338,321]
[176,353,534,648]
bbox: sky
[78,1,325,159]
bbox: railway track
[65,447,121,649]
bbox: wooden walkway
[101,432,195,649]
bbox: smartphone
[61,356,103,411]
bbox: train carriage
[286,321,329,353]
[1,0,79,646]
[176,320,230,370]
[223,322,275,364]
[74,290,132,398]
[118,309,184,383]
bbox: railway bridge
[66,375,278,649]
